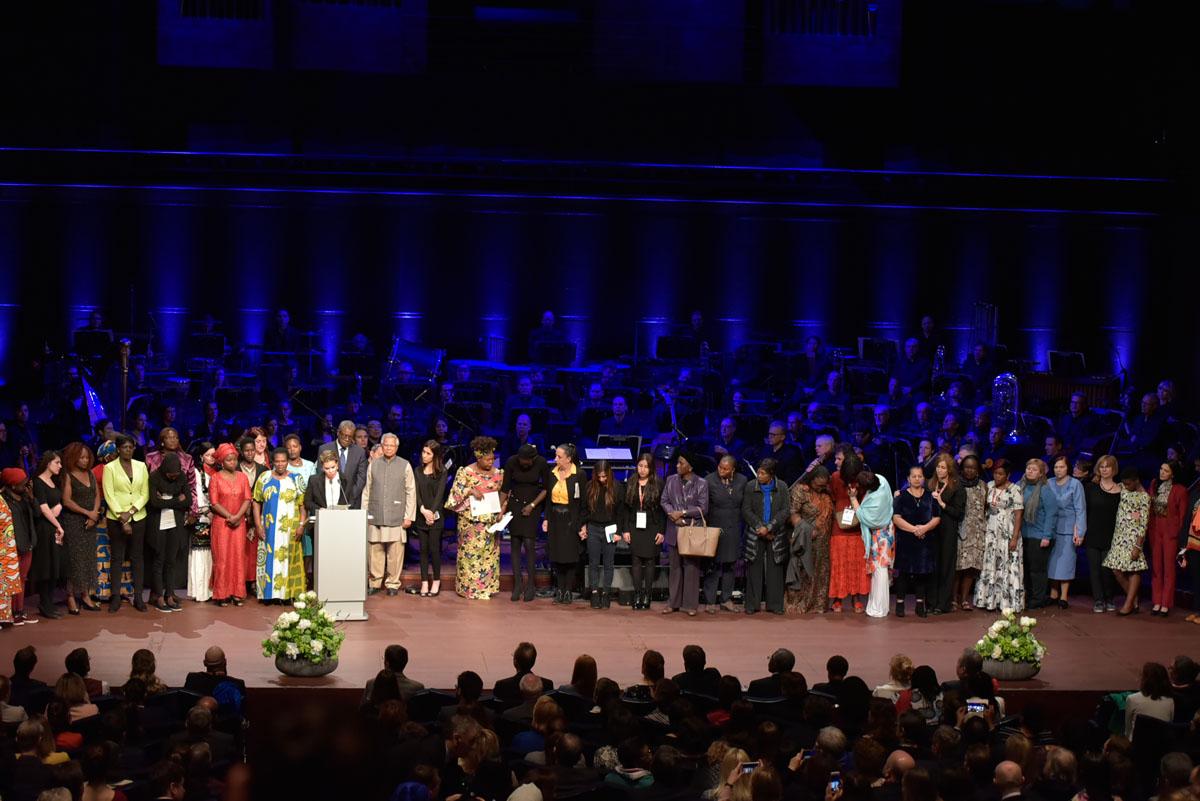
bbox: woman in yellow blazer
[102,435,149,613]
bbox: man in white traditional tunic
[362,434,415,596]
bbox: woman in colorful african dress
[786,466,834,614]
[445,436,504,600]
[252,448,307,602]
[0,492,21,626]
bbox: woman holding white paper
[581,460,624,609]
[446,436,505,600]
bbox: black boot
[896,599,906,618]
[590,588,601,609]
[916,599,927,618]
[523,582,535,602]
[602,588,612,609]
[511,578,522,602]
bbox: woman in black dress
[60,442,102,613]
[413,440,449,598]
[543,444,586,604]
[621,452,665,610]
[31,450,66,619]
[1084,454,1121,613]
[703,455,747,613]
[501,443,547,603]
[929,453,965,614]
[892,463,941,617]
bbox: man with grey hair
[816,726,848,762]
[361,433,416,596]
[321,419,368,508]
[1156,753,1193,800]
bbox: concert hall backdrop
[0,0,1194,398]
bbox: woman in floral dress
[786,466,833,614]
[974,459,1025,612]
[446,436,504,600]
[0,492,21,625]
[1103,467,1150,616]
[954,455,988,611]
[252,448,307,602]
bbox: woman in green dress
[252,448,308,602]
[446,436,505,600]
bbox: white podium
[315,508,368,621]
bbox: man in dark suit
[321,420,368,508]
[438,670,493,727]
[166,705,236,763]
[671,644,721,697]
[747,648,796,698]
[362,645,425,704]
[492,641,553,704]
[9,646,46,713]
[811,654,849,698]
[1170,655,1200,723]
[500,673,546,724]
[183,647,248,700]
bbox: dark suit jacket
[672,668,721,697]
[501,699,538,724]
[183,672,248,699]
[8,676,47,713]
[492,671,553,704]
[320,440,368,508]
[747,675,784,698]
[303,475,351,515]
[362,673,426,704]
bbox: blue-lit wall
[0,184,1171,397]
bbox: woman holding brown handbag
[661,450,709,616]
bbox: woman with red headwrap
[207,443,252,606]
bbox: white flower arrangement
[262,594,345,665]
[975,610,1046,666]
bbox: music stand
[1048,351,1086,377]
[596,434,642,467]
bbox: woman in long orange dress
[207,443,252,606]
[827,451,870,612]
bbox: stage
[1,591,1194,699]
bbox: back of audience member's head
[839,677,872,728]
[1171,655,1199,685]
[651,678,679,710]
[514,642,538,673]
[803,694,835,728]
[65,647,91,679]
[1043,747,1078,785]
[570,654,597,699]
[652,744,686,788]
[46,701,70,735]
[1159,752,1194,792]
[151,759,186,800]
[1004,733,1033,777]
[16,717,47,755]
[673,715,709,755]
[642,650,665,683]
[889,654,915,687]
[130,648,157,680]
[938,765,975,801]
[1106,752,1134,801]
[13,645,37,677]
[54,673,89,706]
[750,764,783,801]
[457,670,483,702]
[605,705,641,746]
[383,644,410,673]
[841,773,875,801]
[617,736,651,772]
[769,649,796,675]
[377,700,407,732]
[826,655,849,680]
[885,750,916,782]
[853,737,887,780]
[531,696,562,734]
[37,789,71,801]
[898,710,927,746]
[816,726,847,759]
[755,720,782,763]
[961,714,991,746]
[957,649,984,679]
[185,705,214,737]
[993,760,1024,793]
[966,671,995,701]
[931,725,962,759]
[965,743,993,785]
[519,672,544,701]
[370,669,401,706]
[719,674,744,709]
[1140,662,1171,699]
[866,697,898,739]
[903,768,938,801]
[911,665,940,701]
[683,644,706,673]
[594,677,621,711]
[781,671,808,701]
[552,732,583,768]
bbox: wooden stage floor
[1,593,1194,695]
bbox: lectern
[315,508,368,621]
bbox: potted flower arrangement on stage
[262,591,345,677]
[974,609,1046,681]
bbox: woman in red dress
[827,450,870,613]
[207,443,252,606]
